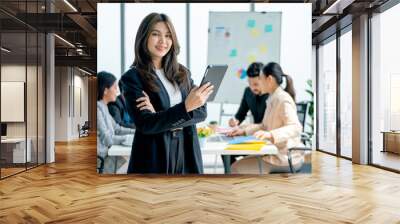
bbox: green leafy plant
[305,79,314,146]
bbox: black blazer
[235,87,268,124]
[121,66,207,174]
[108,95,135,129]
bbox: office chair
[78,121,90,138]
[287,147,312,173]
[296,101,312,146]
[97,156,104,174]
[281,101,313,173]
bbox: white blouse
[155,69,182,107]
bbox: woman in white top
[227,62,304,174]
[121,13,214,174]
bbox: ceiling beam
[55,55,96,71]
[67,13,97,40]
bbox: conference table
[107,134,279,174]
[107,144,131,173]
[201,135,278,174]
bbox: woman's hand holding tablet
[200,65,228,101]
[185,82,214,112]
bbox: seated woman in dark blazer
[108,79,136,129]
[121,13,214,174]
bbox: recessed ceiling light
[63,0,78,12]
[1,47,11,53]
[78,67,92,76]
[322,0,354,15]
[54,34,75,48]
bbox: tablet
[200,64,228,102]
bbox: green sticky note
[264,24,273,33]
[229,49,237,57]
[247,20,256,28]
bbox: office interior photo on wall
[97,3,313,175]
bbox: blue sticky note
[229,49,237,57]
[264,24,273,33]
[240,69,247,79]
[247,20,256,28]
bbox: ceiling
[0,0,393,73]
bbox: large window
[371,3,400,171]
[316,28,353,159]
[317,37,337,155]
[340,29,352,158]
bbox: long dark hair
[262,62,296,101]
[132,13,189,92]
[97,71,117,101]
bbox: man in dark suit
[108,80,135,129]
[229,62,268,127]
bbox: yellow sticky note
[259,44,267,54]
[247,55,256,64]
[250,28,261,38]
[225,143,266,151]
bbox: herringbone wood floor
[1,135,400,223]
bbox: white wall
[97,4,121,79]
[72,74,89,138]
[1,65,26,138]
[55,67,68,141]
[255,3,312,103]
[1,64,47,163]
[55,67,89,141]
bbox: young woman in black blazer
[121,13,214,174]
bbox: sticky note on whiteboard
[247,55,257,64]
[247,19,256,28]
[250,29,261,38]
[259,44,267,54]
[229,49,237,57]
[264,24,273,33]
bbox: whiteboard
[1,82,25,122]
[207,12,282,104]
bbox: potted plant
[305,79,314,146]
[208,121,218,132]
